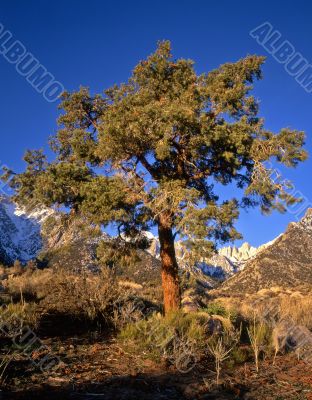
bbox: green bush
[202,302,238,323]
[119,311,208,366]
[228,346,251,366]
[204,302,227,317]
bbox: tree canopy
[4,41,307,312]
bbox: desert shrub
[40,268,124,323]
[139,284,163,305]
[112,296,159,330]
[210,293,312,368]
[4,264,157,331]
[11,260,23,275]
[119,311,208,369]
[0,265,6,278]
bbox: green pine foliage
[2,41,307,286]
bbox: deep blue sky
[0,0,311,247]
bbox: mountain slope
[216,209,312,295]
[0,196,53,264]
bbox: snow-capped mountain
[0,196,53,264]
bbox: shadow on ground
[1,370,247,400]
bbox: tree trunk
[158,213,181,314]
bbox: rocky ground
[2,334,312,400]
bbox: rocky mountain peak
[295,208,312,231]
[219,242,258,262]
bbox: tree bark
[158,212,181,314]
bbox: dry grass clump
[279,293,312,329]
[3,268,53,300]
[0,301,39,333]
[118,280,143,291]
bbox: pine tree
[4,42,307,313]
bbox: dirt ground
[2,335,312,400]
